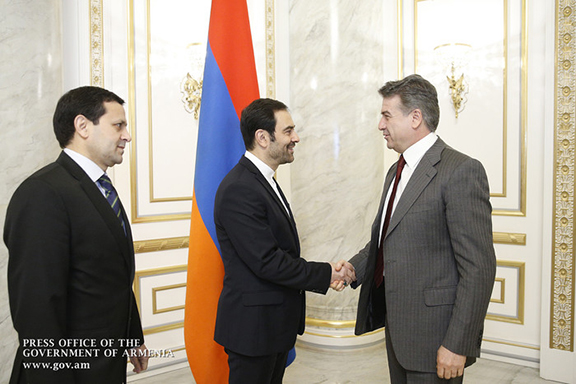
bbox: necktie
[98,174,126,235]
[374,155,406,287]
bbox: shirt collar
[402,132,438,169]
[63,148,107,182]
[245,151,275,181]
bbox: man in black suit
[213,98,354,384]
[4,86,149,383]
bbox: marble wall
[0,0,63,381]
[289,0,385,321]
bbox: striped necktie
[98,174,126,235]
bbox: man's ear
[411,109,424,129]
[254,129,269,149]
[74,115,90,139]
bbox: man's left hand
[130,344,150,373]
[436,345,465,379]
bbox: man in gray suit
[348,74,496,383]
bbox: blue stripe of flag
[193,42,246,251]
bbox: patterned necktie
[98,174,126,235]
[374,155,406,287]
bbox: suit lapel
[239,156,299,246]
[385,138,445,239]
[57,152,134,274]
[371,166,396,241]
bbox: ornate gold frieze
[90,0,103,87]
[493,232,527,245]
[266,0,276,98]
[133,236,189,254]
[552,0,575,352]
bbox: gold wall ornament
[552,0,575,352]
[413,0,529,214]
[180,73,203,120]
[90,0,103,87]
[434,43,471,118]
[446,64,468,118]
[128,2,276,223]
[180,41,205,120]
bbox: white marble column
[0,1,63,380]
[289,0,385,330]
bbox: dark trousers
[385,323,464,384]
[225,348,290,384]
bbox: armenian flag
[184,0,259,383]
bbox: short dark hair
[378,74,440,131]
[53,86,125,148]
[240,98,289,150]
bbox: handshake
[329,260,356,292]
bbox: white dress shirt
[63,148,109,197]
[378,132,438,246]
[244,151,290,214]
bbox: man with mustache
[213,98,355,384]
[5,86,148,383]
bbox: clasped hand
[329,260,356,292]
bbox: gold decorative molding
[493,232,527,245]
[486,260,525,325]
[128,1,277,223]
[127,0,195,222]
[410,0,528,215]
[305,317,356,329]
[483,337,540,351]
[397,0,403,79]
[90,0,104,87]
[266,0,276,98]
[303,329,384,339]
[146,0,193,206]
[492,0,529,216]
[143,322,184,336]
[133,264,187,319]
[134,264,187,336]
[551,0,575,352]
[152,283,186,314]
[133,236,189,254]
[491,277,506,304]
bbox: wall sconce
[434,43,471,118]
[180,42,205,120]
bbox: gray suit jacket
[350,138,496,373]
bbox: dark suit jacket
[350,138,496,373]
[4,152,144,384]
[213,155,331,357]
